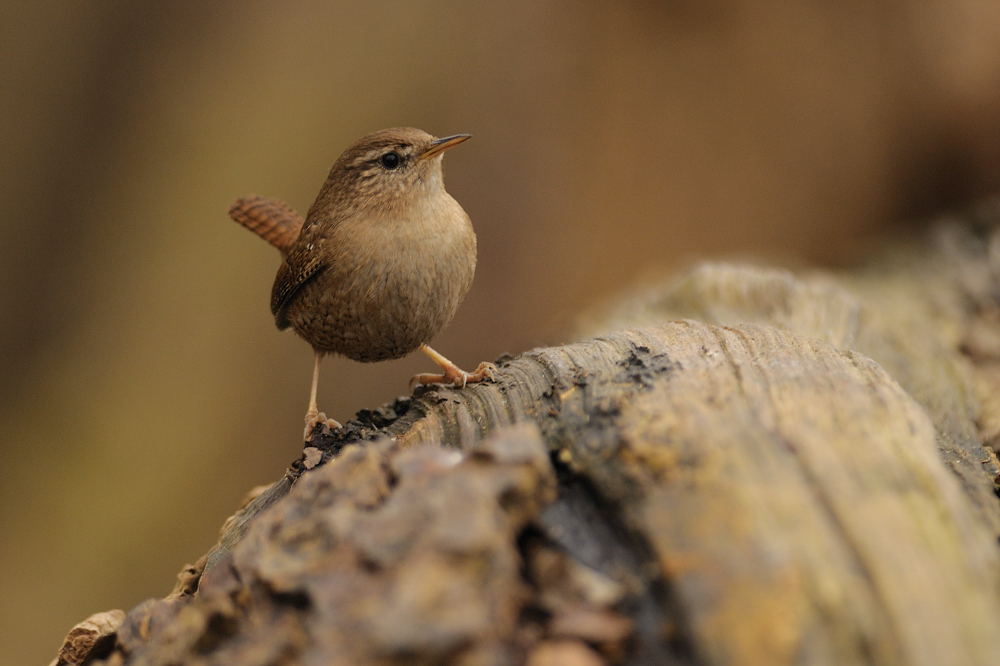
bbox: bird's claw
[467,361,499,384]
[304,409,342,442]
[409,361,499,391]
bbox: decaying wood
[49,610,125,666]
[66,202,1000,665]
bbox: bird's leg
[304,349,341,441]
[410,344,498,390]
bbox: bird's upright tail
[228,195,305,258]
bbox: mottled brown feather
[227,196,304,257]
[236,128,475,359]
[270,246,326,330]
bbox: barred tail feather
[228,195,305,257]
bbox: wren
[228,128,496,439]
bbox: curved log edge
[55,209,1000,666]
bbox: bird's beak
[420,134,471,160]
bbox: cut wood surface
[56,205,1000,666]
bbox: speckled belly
[283,242,475,362]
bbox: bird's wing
[228,196,304,257]
[270,232,326,330]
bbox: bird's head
[312,127,471,217]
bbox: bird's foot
[304,409,342,442]
[410,361,499,390]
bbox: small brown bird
[229,127,496,439]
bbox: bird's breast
[285,198,477,362]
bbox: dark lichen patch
[300,396,420,461]
[618,346,679,390]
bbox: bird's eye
[380,152,400,169]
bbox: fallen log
[56,202,1000,666]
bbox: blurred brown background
[3,1,1000,664]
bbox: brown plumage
[229,127,496,439]
[227,196,303,258]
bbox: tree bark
[56,202,1000,666]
